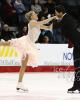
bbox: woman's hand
[0,41,10,46]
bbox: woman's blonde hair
[25,11,34,22]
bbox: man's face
[55,10,63,18]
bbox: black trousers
[73,43,80,89]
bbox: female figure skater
[0,11,56,91]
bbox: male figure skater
[49,5,80,93]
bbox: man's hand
[53,16,59,20]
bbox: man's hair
[55,5,66,13]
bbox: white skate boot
[16,82,28,92]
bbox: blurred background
[0,0,80,44]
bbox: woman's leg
[18,55,28,82]
[17,55,28,91]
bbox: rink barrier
[0,66,75,72]
[0,44,74,72]
[0,46,18,57]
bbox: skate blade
[67,91,75,93]
[16,88,28,93]
[67,91,80,94]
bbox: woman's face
[31,11,38,20]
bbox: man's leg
[68,46,80,93]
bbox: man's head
[55,5,66,18]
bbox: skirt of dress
[9,35,39,67]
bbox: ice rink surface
[0,72,80,100]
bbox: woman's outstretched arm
[38,16,58,25]
[29,18,53,30]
